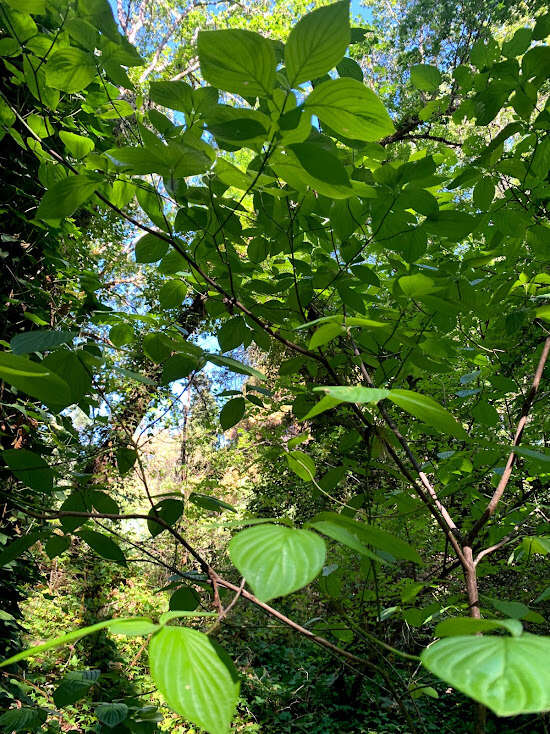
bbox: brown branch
[466,335,550,544]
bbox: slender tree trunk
[463,545,486,734]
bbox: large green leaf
[307,516,386,563]
[421,634,550,716]
[0,617,156,667]
[77,529,126,566]
[53,669,100,708]
[289,142,350,186]
[388,389,467,440]
[149,80,193,114]
[198,29,275,97]
[285,1,350,86]
[0,531,44,568]
[135,233,169,263]
[229,524,326,601]
[206,354,266,381]
[10,330,76,355]
[37,175,97,219]
[220,397,245,430]
[410,64,442,92]
[2,448,53,491]
[45,48,96,92]
[309,512,423,564]
[0,352,70,410]
[147,498,184,537]
[305,78,394,141]
[148,626,240,734]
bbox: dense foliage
[1,0,550,732]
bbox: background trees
[1,0,550,732]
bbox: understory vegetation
[1,0,550,732]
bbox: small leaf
[45,534,71,559]
[148,626,240,734]
[421,634,550,716]
[116,447,137,475]
[60,131,94,158]
[287,450,316,481]
[189,493,237,513]
[220,397,245,430]
[206,354,265,381]
[96,703,129,728]
[230,524,326,601]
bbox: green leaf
[159,279,187,308]
[301,395,341,420]
[434,617,523,638]
[45,48,96,92]
[95,703,128,728]
[60,131,94,159]
[0,618,150,667]
[421,634,550,716]
[147,498,184,538]
[135,233,169,263]
[116,447,137,475]
[45,534,71,559]
[37,175,97,219]
[410,64,441,92]
[315,385,390,405]
[289,142,350,186]
[0,708,45,732]
[309,323,344,349]
[109,323,134,347]
[162,354,201,383]
[0,352,70,410]
[305,78,394,141]
[148,626,240,734]
[309,512,423,564]
[198,29,275,97]
[109,618,160,636]
[285,1,350,86]
[206,354,266,381]
[287,450,316,481]
[229,524,326,601]
[388,389,467,440]
[53,669,100,708]
[398,273,437,297]
[149,80,192,114]
[77,528,126,565]
[307,517,387,564]
[0,530,43,567]
[189,493,237,513]
[220,397,245,430]
[536,305,550,322]
[143,332,172,363]
[10,329,76,354]
[169,586,200,612]
[2,448,53,491]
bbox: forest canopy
[1,0,550,732]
